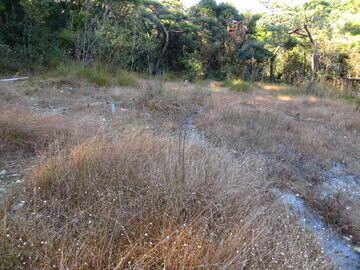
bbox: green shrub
[0,44,21,73]
[209,70,227,81]
[115,70,137,86]
[337,91,357,102]
[78,63,112,86]
[275,83,360,106]
[221,78,252,92]
[38,62,138,87]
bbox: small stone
[0,188,9,194]
[343,236,351,241]
[0,170,7,175]
[13,201,25,210]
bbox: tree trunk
[102,2,109,18]
[269,56,275,83]
[304,23,317,92]
[269,45,281,83]
[155,20,169,76]
[130,31,137,72]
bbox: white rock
[13,201,25,210]
[0,170,7,175]
[343,236,351,241]
[0,188,9,194]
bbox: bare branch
[303,23,315,45]
[289,28,308,38]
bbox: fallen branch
[0,77,29,82]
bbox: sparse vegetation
[0,51,359,270]
[197,83,360,242]
[0,102,68,157]
[1,0,359,266]
[272,83,359,102]
[138,83,209,121]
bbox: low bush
[37,62,138,87]
[221,78,252,92]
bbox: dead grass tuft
[1,130,331,269]
[138,83,210,122]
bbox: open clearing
[1,77,359,269]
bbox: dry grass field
[197,82,360,242]
[1,74,359,269]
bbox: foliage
[41,62,137,87]
[221,77,252,92]
[0,0,358,84]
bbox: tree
[257,12,298,82]
[140,0,192,75]
[238,39,272,81]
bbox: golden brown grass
[1,77,355,269]
[1,130,332,269]
[196,85,360,242]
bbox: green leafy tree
[257,12,298,82]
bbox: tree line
[0,0,359,84]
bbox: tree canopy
[0,0,358,82]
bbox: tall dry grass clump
[138,83,210,124]
[1,129,332,269]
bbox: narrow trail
[278,190,360,270]
[0,161,26,205]
[184,106,360,270]
[182,108,204,143]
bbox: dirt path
[0,160,27,205]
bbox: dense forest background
[0,0,359,83]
